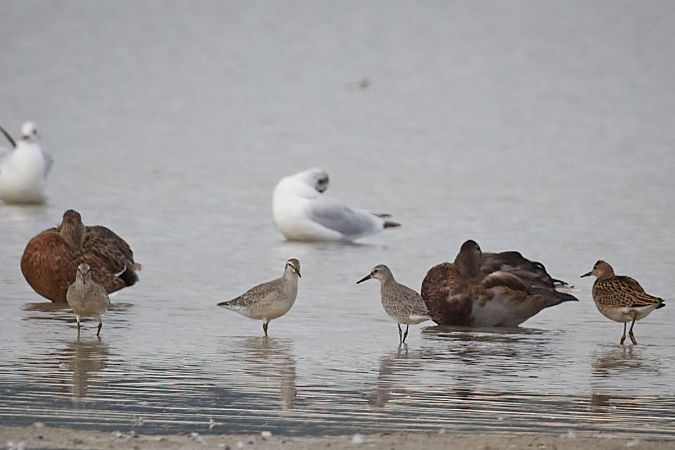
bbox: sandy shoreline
[2,424,674,450]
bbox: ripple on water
[1,325,674,437]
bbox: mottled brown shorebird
[21,209,141,303]
[421,240,577,327]
[357,264,430,344]
[66,263,111,336]
[217,259,301,336]
[581,260,665,345]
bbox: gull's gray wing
[42,149,54,176]
[306,196,379,236]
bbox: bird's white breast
[0,144,48,202]
[273,183,342,240]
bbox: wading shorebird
[0,121,54,204]
[421,240,578,327]
[218,259,301,336]
[66,263,111,337]
[272,167,400,241]
[581,260,665,345]
[357,264,430,344]
[21,209,142,302]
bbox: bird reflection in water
[237,337,297,410]
[60,337,109,402]
[368,345,435,408]
[592,345,658,376]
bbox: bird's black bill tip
[356,274,371,284]
[580,271,592,278]
[217,300,229,307]
[0,125,16,148]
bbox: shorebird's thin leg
[620,322,627,345]
[96,320,103,337]
[76,316,81,337]
[402,325,409,344]
[397,324,403,344]
[628,318,638,345]
[263,320,269,337]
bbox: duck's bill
[580,271,592,278]
[356,274,371,284]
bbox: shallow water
[1,0,675,438]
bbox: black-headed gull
[272,168,400,241]
[0,121,54,204]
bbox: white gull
[0,121,54,204]
[272,168,400,241]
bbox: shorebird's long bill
[356,274,371,284]
[580,271,592,278]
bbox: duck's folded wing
[82,225,139,291]
[481,251,564,288]
[480,271,529,291]
[307,196,380,236]
[84,226,135,262]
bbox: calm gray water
[1,0,674,438]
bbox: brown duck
[20,209,141,303]
[421,240,577,327]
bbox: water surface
[1,0,674,438]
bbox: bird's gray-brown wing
[409,289,430,317]
[593,276,662,307]
[227,278,282,308]
[389,283,428,318]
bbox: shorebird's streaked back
[581,260,665,345]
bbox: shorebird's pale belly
[238,300,294,321]
[596,303,659,323]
